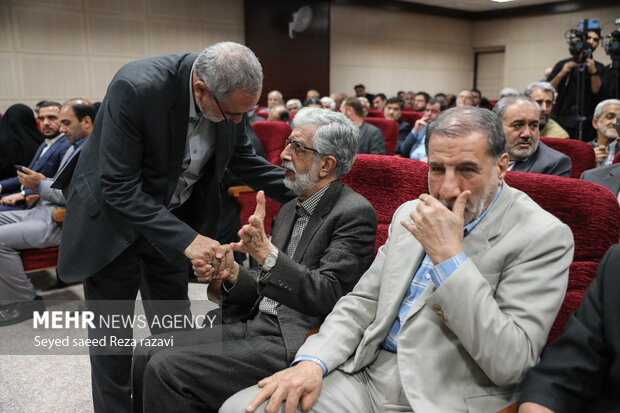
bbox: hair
[269,90,283,100]
[426,106,506,162]
[499,87,519,98]
[587,28,602,38]
[193,42,263,101]
[358,96,369,107]
[320,96,336,110]
[63,98,98,122]
[374,93,387,101]
[593,99,620,120]
[415,92,430,103]
[471,88,481,95]
[269,105,289,122]
[386,97,404,109]
[293,107,360,179]
[35,100,61,114]
[286,99,302,108]
[304,97,321,107]
[492,95,541,119]
[524,81,556,99]
[427,97,446,111]
[406,90,416,96]
[343,97,364,117]
[354,84,365,90]
[434,92,446,99]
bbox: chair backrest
[540,136,596,178]
[342,155,620,346]
[366,109,384,118]
[251,121,291,166]
[254,106,269,119]
[613,150,620,164]
[363,118,399,155]
[400,111,423,126]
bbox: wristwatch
[261,247,279,272]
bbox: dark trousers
[84,238,191,413]
[132,312,289,413]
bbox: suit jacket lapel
[271,201,297,250]
[603,166,620,195]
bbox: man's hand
[192,246,237,283]
[401,192,469,265]
[518,402,554,413]
[586,57,597,74]
[562,60,576,75]
[0,192,25,205]
[246,361,324,413]
[17,167,45,192]
[230,191,274,265]
[594,145,608,164]
[413,117,428,132]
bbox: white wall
[0,0,244,113]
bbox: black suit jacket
[222,182,377,360]
[511,141,572,177]
[520,244,620,412]
[580,163,620,197]
[57,53,293,281]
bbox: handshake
[183,191,274,287]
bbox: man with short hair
[306,89,320,101]
[354,84,374,102]
[358,97,370,117]
[57,42,293,413]
[524,82,569,139]
[372,93,387,111]
[267,104,289,122]
[494,96,572,177]
[320,96,336,111]
[471,88,482,107]
[0,99,95,325]
[222,106,573,413]
[257,90,284,116]
[456,88,474,106]
[413,92,429,112]
[0,101,69,210]
[133,107,377,413]
[404,91,416,109]
[397,97,444,158]
[384,97,412,144]
[340,97,385,155]
[588,99,620,166]
[285,99,301,117]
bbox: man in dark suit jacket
[494,95,572,177]
[340,97,385,155]
[518,244,620,412]
[56,43,293,413]
[580,163,620,198]
[131,107,377,413]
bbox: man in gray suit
[581,163,620,199]
[132,107,377,412]
[0,99,94,325]
[222,106,574,413]
[56,43,293,413]
[340,97,386,155]
[494,95,572,177]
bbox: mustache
[282,161,296,173]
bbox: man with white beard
[588,99,620,167]
[131,107,377,413]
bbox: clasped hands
[187,191,274,285]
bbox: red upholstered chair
[540,136,596,178]
[504,171,620,344]
[613,150,620,164]
[254,107,268,119]
[251,121,291,166]
[364,117,399,156]
[366,109,384,118]
[400,111,423,126]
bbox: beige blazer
[298,184,574,412]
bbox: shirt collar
[45,133,64,147]
[464,184,502,235]
[296,182,332,216]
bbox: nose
[281,144,293,161]
[437,171,461,204]
[520,125,532,138]
[59,124,67,133]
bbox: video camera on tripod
[602,17,620,69]
[565,19,599,63]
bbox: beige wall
[330,4,474,98]
[0,0,244,113]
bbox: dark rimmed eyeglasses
[213,95,259,121]
[285,137,321,155]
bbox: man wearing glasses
[131,107,377,413]
[55,42,294,413]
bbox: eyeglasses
[213,95,259,121]
[285,137,321,155]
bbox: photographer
[549,26,605,141]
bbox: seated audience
[456,88,473,106]
[404,90,416,109]
[588,99,620,167]
[257,90,284,116]
[413,91,430,112]
[358,96,370,117]
[267,104,289,123]
[397,97,445,158]
[384,97,412,145]
[222,106,573,413]
[524,82,569,139]
[0,101,69,211]
[0,104,44,181]
[340,97,385,155]
[494,96,572,177]
[305,89,320,100]
[320,96,336,111]
[471,88,482,107]
[0,99,95,326]
[132,107,377,413]
[396,90,405,100]
[329,93,346,111]
[519,244,620,413]
[285,99,301,117]
[372,93,387,110]
[354,83,374,102]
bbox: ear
[318,155,337,179]
[193,78,208,100]
[81,116,93,131]
[497,153,509,183]
[592,116,598,130]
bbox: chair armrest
[52,208,65,224]
[25,194,39,207]
[227,185,254,197]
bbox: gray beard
[283,161,320,197]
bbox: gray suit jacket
[57,53,293,281]
[358,121,386,155]
[223,181,377,361]
[580,163,620,197]
[512,141,572,177]
[298,184,574,412]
